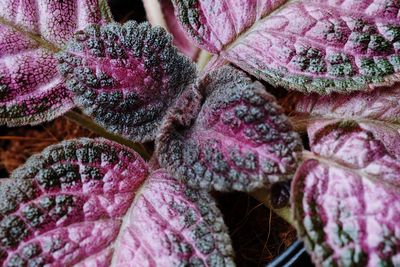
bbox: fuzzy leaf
[156,66,303,192]
[58,21,197,142]
[0,138,234,266]
[0,0,109,126]
[284,85,400,157]
[161,0,199,59]
[173,0,400,93]
[292,127,400,267]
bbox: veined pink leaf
[0,0,111,126]
[156,66,303,192]
[292,127,400,267]
[0,138,234,266]
[58,21,197,142]
[145,0,200,59]
[162,0,199,59]
[173,0,400,93]
[172,0,286,53]
[283,85,400,157]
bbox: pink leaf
[292,127,400,266]
[0,138,234,266]
[156,66,303,192]
[283,85,400,157]
[0,0,110,126]
[133,0,200,58]
[173,0,400,93]
[163,0,199,59]
[172,0,286,53]
[58,21,197,142]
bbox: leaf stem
[301,150,316,160]
[250,187,295,227]
[289,116,314,132]
[197,50,212,71]
[142,0,168,29]
[65,110,151,160]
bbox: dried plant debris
[0,117,93,174]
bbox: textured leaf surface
[157,66,303,192]
[160,0,199,59]
[283,85,400,157]
[174,0,400,93]
[172,0,286,53]
[58,21,196,142]
[112,169,235,266]
[292,127,400,267]
[0,138,234,266]
[0,0,108,126]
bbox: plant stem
[65,110,151,160]
[142,0,167,29]
[250,187,295,227]
[197,50,212,71]
[289,116,313,132]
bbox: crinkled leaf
[58,21,197,142]
[146,0,199,59]
[160,0,199,59]
[0,0,110,126]
[283,85,400,157]
[156,66,303,192]
[173,0,400,93]
[172,0,286,53]
[0,138,234,266]
[292,127,400,267]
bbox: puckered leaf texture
[173,0,400,93]
[283,84,400,157]
[292,127,400,267]
[58,21,197,142]
[156,66,303,192]
[159,0,199,59]
[0,0,109,126]
[0,138,234,266]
